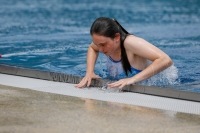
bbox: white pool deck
[0,73,200,115]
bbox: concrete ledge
[0,64,200,102]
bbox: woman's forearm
[132,56,173,83]
[86,44,99,75]
[75,43,99,88]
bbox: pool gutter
[0,64,200,102]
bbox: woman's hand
[75,73,101,88]
[107,78,135,90]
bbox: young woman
[75,17,173,89]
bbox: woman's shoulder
[125,34,144,43]
[124,35,143,48]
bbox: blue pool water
[0,0,200,92]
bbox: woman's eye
[101,43,106,46]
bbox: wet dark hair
[90,17,131,76]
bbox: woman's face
[91,33,120,56]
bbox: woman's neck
[110,45,121,60]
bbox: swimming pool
[0,0,200,92]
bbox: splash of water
[139,65,179,86]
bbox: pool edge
[0,64,200,102]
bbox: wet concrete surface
[0,84,200,133]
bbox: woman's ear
[114,33,120,42]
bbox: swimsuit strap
[108,56,121,63]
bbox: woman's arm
[75,43,100,88]
[108,36,173,89]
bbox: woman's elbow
[166,56,173,68]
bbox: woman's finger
[108,80,124,88]
[119,82,127,89]
[75,77,88,88]
[87,77,92,87]
[76,73,101,88]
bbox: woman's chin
[103,52,108,56]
